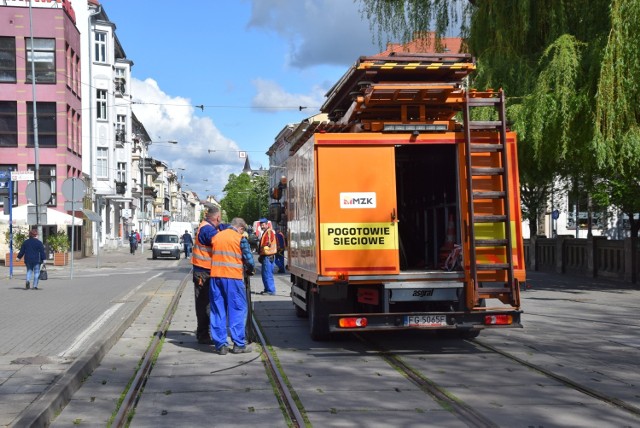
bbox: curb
[11,295,150,428]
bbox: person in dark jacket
[182,230,193,259]
[17,228,47,290]
[129,230,138,255]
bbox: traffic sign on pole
[62,178,86,201]
[10,171,34,181]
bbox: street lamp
[140,140,177,254]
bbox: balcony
[131,185,142,197]
[115,181,127,195]
[115,129,126,147]
[143,186,157,199]
[114,77,126,96]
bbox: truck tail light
[338,317,368,328]
[333,272,349,282]
[484,314,512,325]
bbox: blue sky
[101,0,387,200]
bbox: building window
[0,165,18,207]
[27,102,57,147]
[115,68,126,95]
[0,37,16,83]
[115,114,126,143]
[66,43,71,88]
[25,38,55,83]
[27,165,56,206]
[73,55,80,95]
[0,102,17,147]
[94,31,107,63]
[96,89,107,120]
[117,162,126,182]
[97,147,108,179]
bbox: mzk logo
[340,192,376,209]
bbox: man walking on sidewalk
[182,230,193,259]
[17,228,46,290]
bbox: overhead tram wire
[131,101,317,111]
[12,51,319,114]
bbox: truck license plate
[405,315,447,327]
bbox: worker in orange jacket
[191,205,223,345]
[209,217,255,355]
[258,218,277,295]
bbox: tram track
[473,338,640,419]
[111,271,191,427]
[49,267,639,427]
[250,316,306,428]
[354,333,499,428]
[348,331,640,427]
[108,272,305,428]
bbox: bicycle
[443,244,463,271]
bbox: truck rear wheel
[460,329,480,339]
[308,288,330,341]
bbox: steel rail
[251,314,306,427]
[474,339,640,418]
[111,272,190,427]
[355,334,499,428]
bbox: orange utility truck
[279,53,524,340]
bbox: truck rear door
[316,142,399,276]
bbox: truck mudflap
[327,310,522,333]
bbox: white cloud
[247,0,382,68]
[251,78,326,112]
[131,78,245,200]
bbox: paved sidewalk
[1,244,181,427]
[51,264,292,427]
[2,242,157,280]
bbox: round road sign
[25,181,52,205]
[62,178,86,201]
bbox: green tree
[357,1,639,243]
[593,0,640,280]
[220,174,269,223]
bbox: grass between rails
[253,317,311,427]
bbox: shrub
[46,230,70,253]
[3,228,27,251]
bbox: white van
[151,230,181,260]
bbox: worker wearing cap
[258,218,277,295]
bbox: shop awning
[82,209,102,223]
[0,204,83,226]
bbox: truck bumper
[328,310,522,333]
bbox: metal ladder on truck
[462,89,518,309]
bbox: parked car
[151,231,181,260]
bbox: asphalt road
[3,247,640,427]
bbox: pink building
[0,3,83,243]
